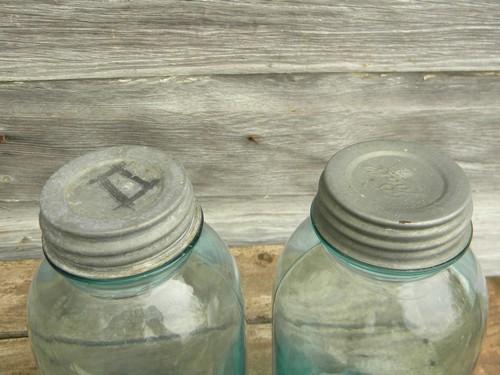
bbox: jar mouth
[46,217,204,286]
[310,214,471,280]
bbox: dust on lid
[311,140,473,270]
[40,146,202,279]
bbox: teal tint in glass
[274,219,487,375]
[28,146,245,375]
[29,225,245,375]
[273,141,488,375]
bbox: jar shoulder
[274,242,487,331]
[273,240,488,375]
[28,230,243,341]
[274,217,321,291]
[191,223,241,291]
[276,217,487,302]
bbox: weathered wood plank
[0,247,278,374]
[2,73,500,200]
[0,326,271,375]
[0,325,271,375]
[2,196,500,275]
[247,324,272,375]
[0,246,281,336]
[1,1,500,80]
[1,72,500,271]
[0,338,37,375]
[0,260,33,337]
[0,254,498,374]
[476,278,500,375]
[233,246,280,324]
[0,199,307,257]
[0,259,37,339]
[0,203,40,260]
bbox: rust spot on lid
[0,135,6,144]
[399,220,412,224]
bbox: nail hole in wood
[246,135,261,144]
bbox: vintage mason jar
[273,141,488,375]
[28,146,245,375]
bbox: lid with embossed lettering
[311,140,473,270]
[39,146,202,279]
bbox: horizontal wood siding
[1,72,499,272]
[1,1,500,80]
[1,1,499,371]
[2,73,500,199]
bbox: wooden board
[0,338,37,375]
[1,72,500,273]
[2,73,500,201]
[0,246,498,374]
[0,326,271,375]
[1,1,500,81]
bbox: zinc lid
[311,140,473,270]
[40,146,202,279]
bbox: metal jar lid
[311,140,473,270]
[40,146,202,279]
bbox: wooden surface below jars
[0,245,498,375]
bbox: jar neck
[50,240,197,299]
[81,252,192,297]
[311,219,465,282]
[46,219,205,298]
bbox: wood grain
[2,196,500,275]
[0,247,498,374]
[0,199,308,258]
[0,338,37,375]
[0,328,271,375]
[0,325,272,375]
[0,247,282,336]
[1,1,500,80]
[3,73,499,199]
[233,246,280,324]
[0,259,37,339]
[247,324,272,375]
[476,278,500,375]
[1,72,500,272]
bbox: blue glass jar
[273,141,488,375]
[28,146,245,374]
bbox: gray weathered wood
[1,72,500,199]
[1,1,500,81]
[2,194,500,275]
[0,197,309,257]
[1,72,500,273]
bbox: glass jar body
[28,224,245,375]
[273,218,488,375]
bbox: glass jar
[28,146,245,375]
[273,141,488,375]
